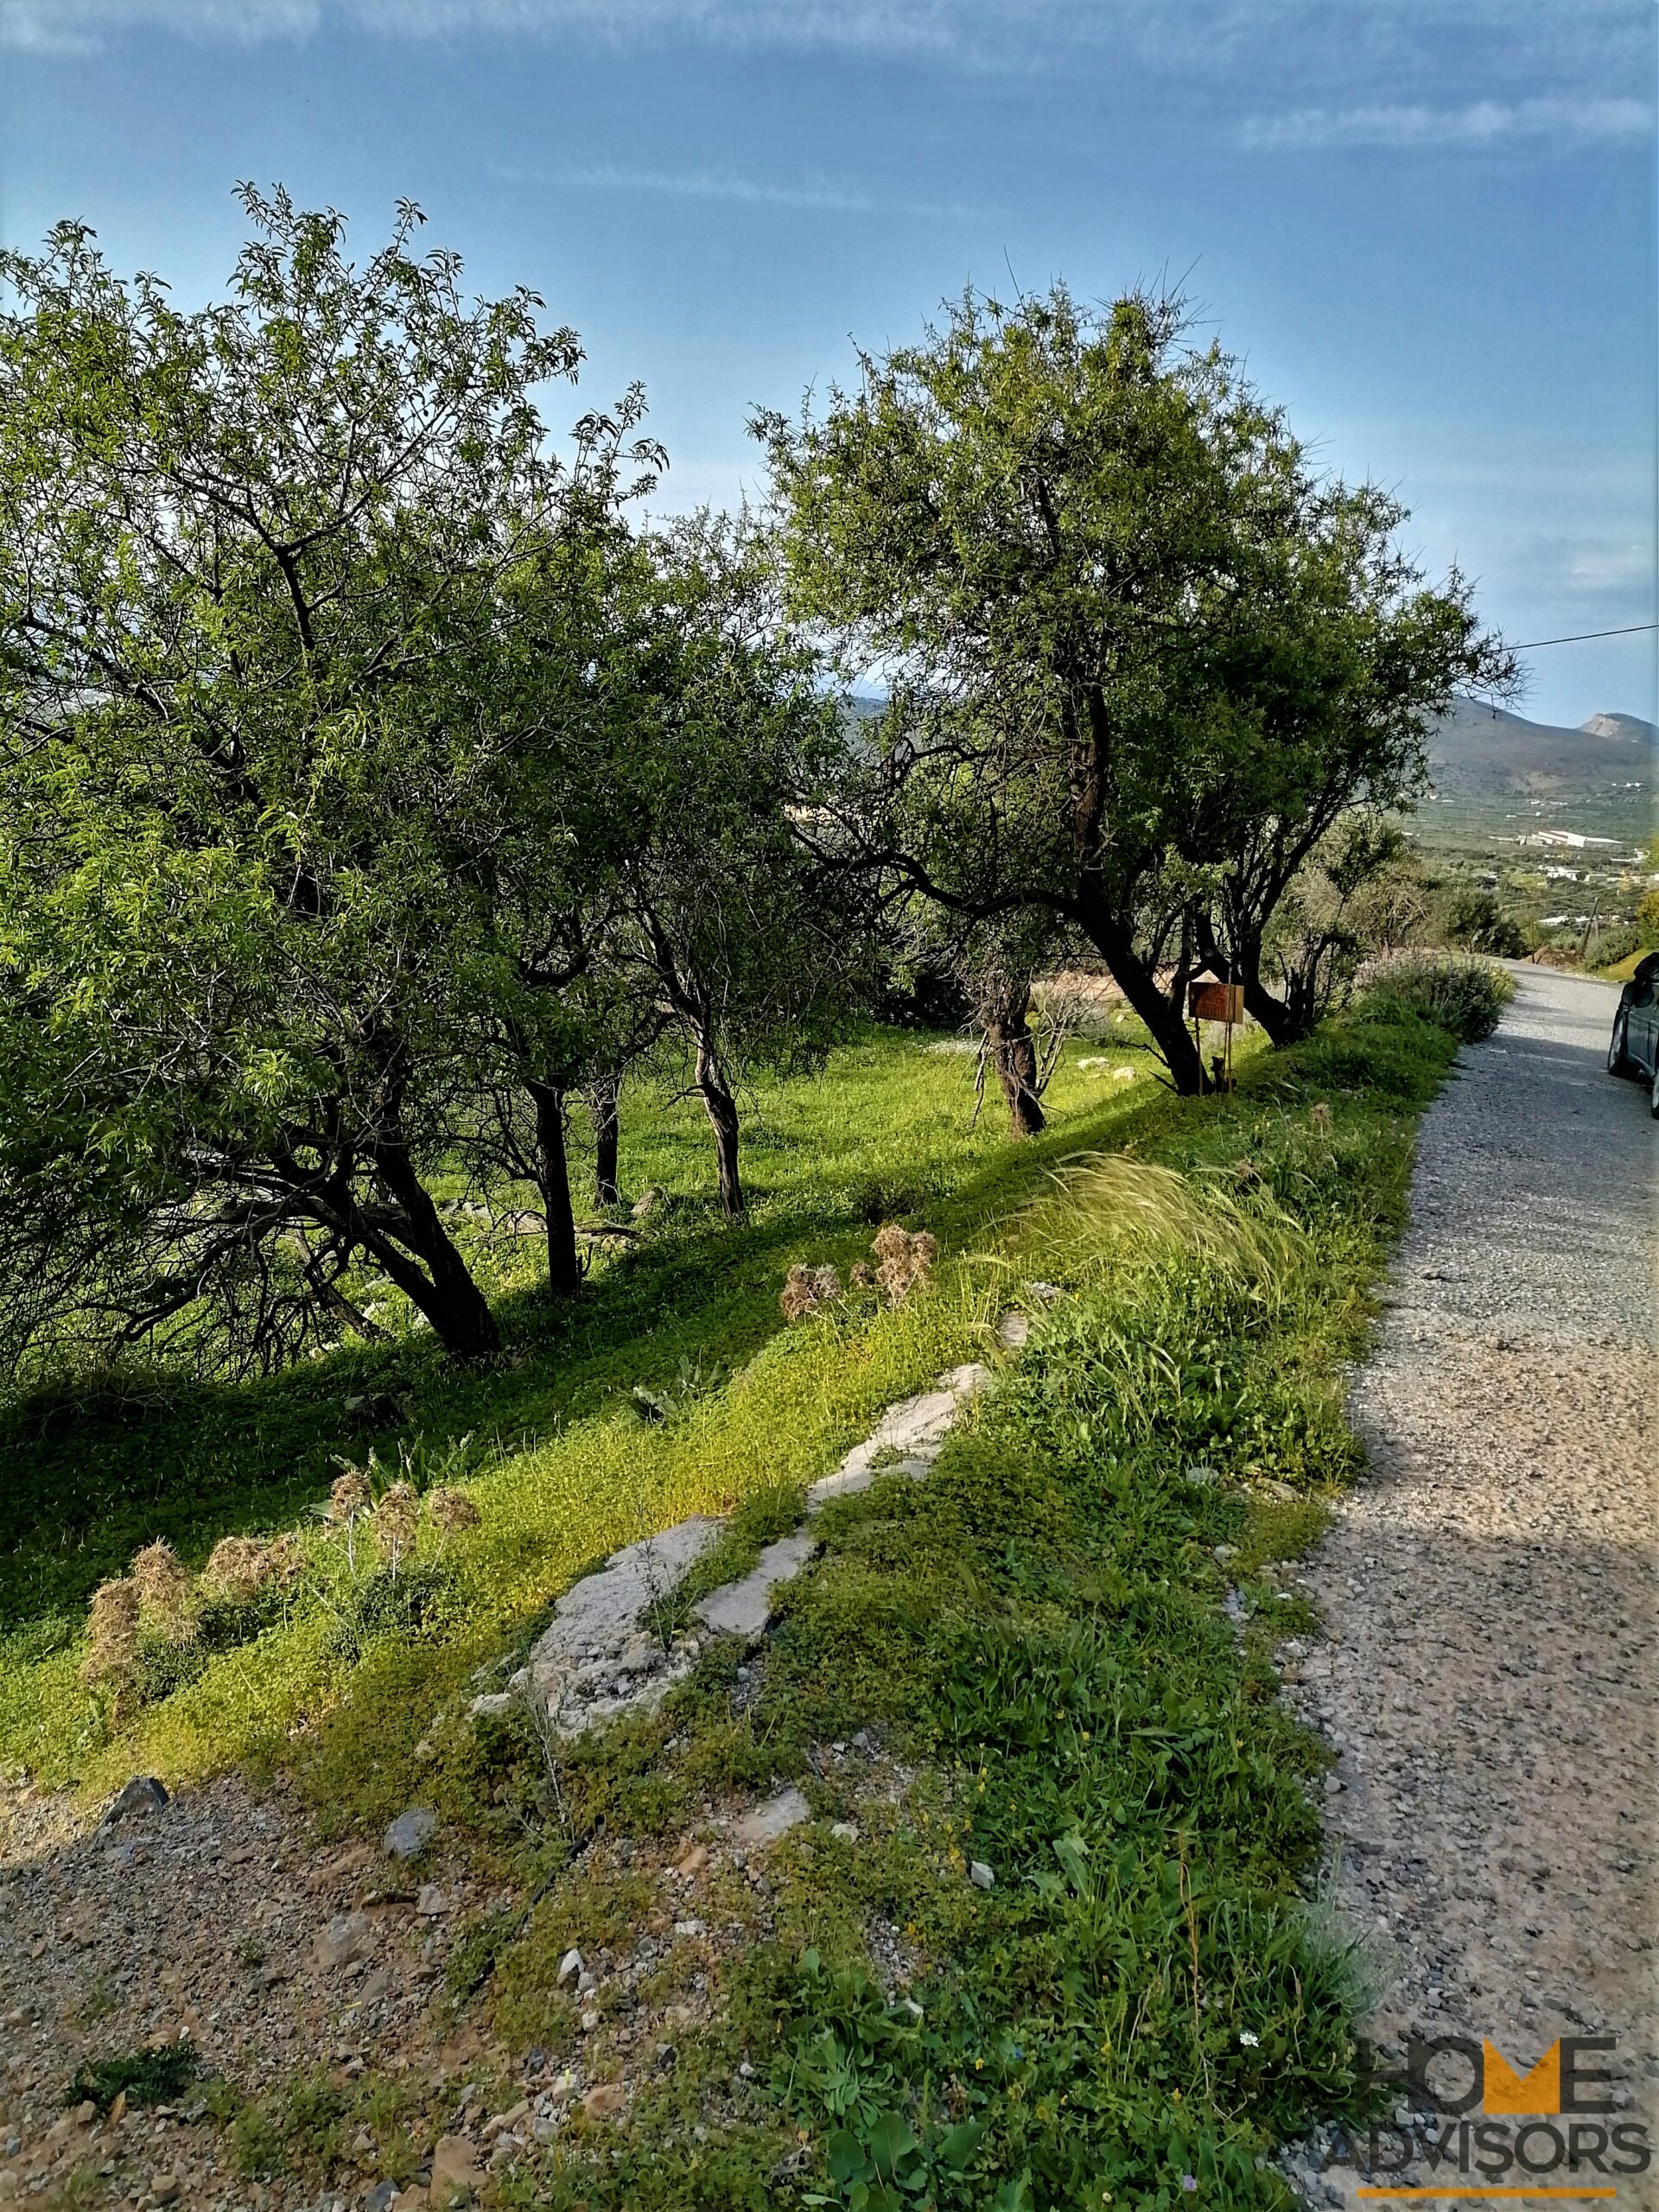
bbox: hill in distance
[1427,696,1653,802]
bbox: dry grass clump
[426,1486,480,1534]
[780,1262,842,1321]
[327,1466,372,1526]
[81,1576,143,1688]
[201,1535,277,1601]
[371,1480,421,1574]
[872,1224,938,1306]
[129,1540,193,1642]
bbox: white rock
[730,1787,811,1848]
[693,1533,819,1640]
[556,1947,582,1987]
[969,1860,995,1890]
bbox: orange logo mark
[1484,2039,1562,2115]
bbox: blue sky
[3,0,1653,726]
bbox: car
[1607,950,1659,1116]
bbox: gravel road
[1285,964,1657,2209]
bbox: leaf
[936,2116,988,2173]
[827,2128,870,2185]
[867,2109,922,2183]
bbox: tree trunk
[986,1008,1046,1136]
[695,1033,745,1218]
[588,1076,620,1207]
[1073,897,1205,1095]
[361,1142,502,1361]
[526,1077,582,1299]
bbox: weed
[67,2040,199,2114]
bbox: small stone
[556,1947,582,1986]
[73,2101,96,2126]
[830,1821,857,1841]
[315,1910,374,1970]
[468,1692,518,1721]
[151,2177,181,2206]
[969,1860,995,1890]
[730,1787,810,1849]
[581,2083,626,2120]
[416,1884,449,1916]
[429,2133,483,2204]
[674,1844,709,1878]
[365,2184,399,2212]
[384,1808,436,1860]
[100,1777,168,1829]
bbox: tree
[1178,484,1515,1039]
[0,189,652,1373]
[603,516,859,1216]
[758,286,1313,1094]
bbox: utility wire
[1509,622,1657,650]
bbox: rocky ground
[1281,964,1658,2210]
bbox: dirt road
[1287,963,1657,2207]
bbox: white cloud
[1241,94,1653,151]
[495,160,974,218]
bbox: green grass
[0,1024,1164,1800]
[3,991,1475,2210]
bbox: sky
[2,0,1653,728]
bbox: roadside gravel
[1284,964,1657,2209]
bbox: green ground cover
[1,975,1503,2209]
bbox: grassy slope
[0,1026,1160,1796]
[2,998,1474,2211]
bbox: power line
[1510,622,1657,650]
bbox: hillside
[1427,696,1653,802]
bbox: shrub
[1358,952,1513,1044]
[67,2040,199,2113]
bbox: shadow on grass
[0,1058,1154,1635]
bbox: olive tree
[0,189,654,1372]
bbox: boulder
[383,1807,436,1860]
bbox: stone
[581,2083,626,2120]
[692,1534,819,1640]
[429,2134,483,2204]
[391,2190,429,2212]
[468,1691,518,1720]
[969,1860,995,1890]
[830,1821,857,1841]
[365,2185,399,2212]
[996,1311,1031,1349]
[314,1911,374,1970]
[556,1946,582,1986]
[383,1808,436,1860]
[807,1364,990,1510]
[512,1516,724,1730]
[100,1777,168,1828]
[416,1885,449,1916]
[674,1844,709,1878]
[730,1788,810,1849]
[151,2177,181,2205]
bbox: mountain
[1426,696,1653,801]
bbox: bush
[1358,952,1514,1044]
[1431,884,1527,959]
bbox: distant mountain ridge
[1427,696,1654,800]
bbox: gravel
[1288,965,1657,2206]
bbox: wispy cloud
[1242,95,1654,152]
[496,160,975,218]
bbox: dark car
[1607,950,1659,1116]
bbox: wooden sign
[1188,982,1244,1023]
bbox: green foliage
[1357,952,1513,1044]
[67,2041,200,2114]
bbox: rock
[315,1910,374,1970]
[483,2101,529,2139]
[693,1534,819,1640]
[391,2190,429,2212]
[467,1692,518,1720]
[100,1777,168,1828]
[969,1860,995,1890]
[556,1947,582,1987]
[730,1788,810,1848]
[673,1844,709,1878]
[996,1310,1031,1349]
[830,1821,857,1841]
[807,1365,991,1510]
[365,2185,399,2212]
[384,1808,437,1860]
[429,2134,483,2204]
[581,2083,626,2120]
[416,1884,449,1916]
[151,2177,181,2206]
